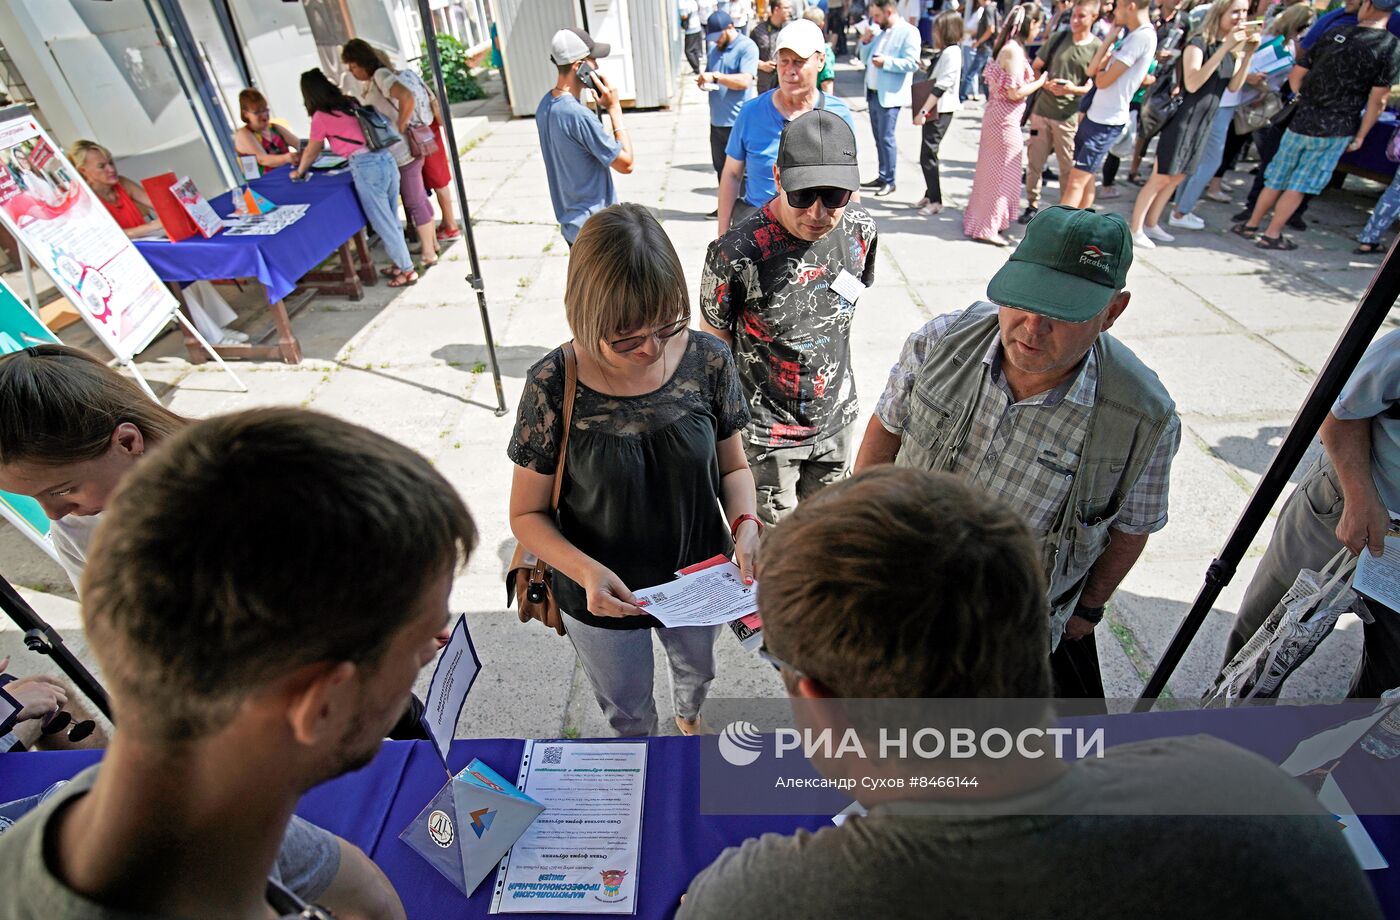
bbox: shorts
[1072,118,1125,174]
[1263,129,1351,196]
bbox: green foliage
[420,34,486,104]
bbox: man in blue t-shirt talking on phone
[536,28,637,245]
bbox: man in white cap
[536,28,636,245]
[717,18,856,233]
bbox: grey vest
[895,303,1176,647]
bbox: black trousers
[685,31,704,74]
[1245,121,1312,220]
[710,124,733,180]
[830,9,848,54]
[919,112,954,203]
[1216,120,1250,179]
[1050,633,1107,707]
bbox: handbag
[1137,53,1183,142]
[505,343,578,636]
[406,122,439,159]
[1233,88,1284,134]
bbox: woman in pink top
[291,70,416,286]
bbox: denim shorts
[1072,118,1125,173]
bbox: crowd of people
[0,3,1397,918]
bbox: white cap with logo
[773,19,826,59]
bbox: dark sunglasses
[607,317,688,354]
[39,709,96,743]
[785,187,852,210]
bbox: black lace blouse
[508,331,751,629]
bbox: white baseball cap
[549,28,610,66]
[774,20,826,59]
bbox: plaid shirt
[875,306,1180,536]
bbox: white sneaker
[1205,188,1233,203]
[1144,224,1175,242]
[217,329,250,345]
[1131,229,1156,249]
[1098,185,1121,199]
[1168,212,1205,231]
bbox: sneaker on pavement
[1131,229,1156,249]
[1098,185,1121,199]
[1168,212,1205,230]
[1018,206,1038,225]
[1143,224,1175,242]
[1205,188,1233,203]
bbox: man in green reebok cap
[854,206,1181,699]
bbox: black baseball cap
[776,110,860,193]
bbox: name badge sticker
[830,269,866,304]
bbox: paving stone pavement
[3,62,1398,741]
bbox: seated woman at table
[340,39,439,269]
[232,88,300,170]
[507,203,759,738]
[67,139,248,345]
[291,70,418,287]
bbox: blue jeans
[867,90,900,184]
[1176,104,1236,215]
[960,44,990,101]
[1360,168,1400,244]
[349,148,413,272]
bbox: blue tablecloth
[1338,115,1399,182]
[133,166,367,303]
[1,714,1397,918]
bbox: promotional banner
[0,105,177,361]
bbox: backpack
[353,104,402,152]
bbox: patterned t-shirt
[700,203,878,448]
[1293,25,1400,138]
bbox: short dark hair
[340,38,391,75]
[299,69,357,116]
[758,467,1052,698]
[82,408,477,742]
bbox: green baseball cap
[986,207,1132,323]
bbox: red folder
[140,172,199,242]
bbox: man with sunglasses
[853,207,1180,700]
[701,109,875,523]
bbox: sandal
[1256,234,1297,251]
[1127,173,1147,187]
[379,266,398,279]
[1230,221,1259,239]
[1354,242,1385,255]
[387,269,418,287]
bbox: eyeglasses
[756,645,807,678]
[39,709,96,743]
[606,317,688,353]
[785,187,852,210]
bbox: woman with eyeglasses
[509,203,759,738]
[232,88,300,170]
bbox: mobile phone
[576,60,600,93]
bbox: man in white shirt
[858,0,923,196]
[1059,0,1157,208]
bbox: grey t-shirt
[677,736,1381,920]
[0,766,341,918]
[1332,327,1400,511]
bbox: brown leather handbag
[505,343,577,636]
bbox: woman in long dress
[963,3,1046,246]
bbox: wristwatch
[1074,603,1106,625]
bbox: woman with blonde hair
[1128,0,1260,247]
[67,139,248,345]
[1172,1,1313,224]
[508,203,759,738]
[962,2,1046,245]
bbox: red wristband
[731,513,762,539]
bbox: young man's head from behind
[82,408,477,783]
[758,467,1052,699]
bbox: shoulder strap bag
[505,343,578,636]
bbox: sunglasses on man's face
[785,187,852,211]
[607,317,689,354]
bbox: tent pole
[415,0,508,417]
[0,572,112,721]
[1134,240,1400,711]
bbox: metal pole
[1134,239,1400,711]
[0,572,112,721]
[416,0,508,417]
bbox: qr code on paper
[542,745,563,765]
[648,592,668,604]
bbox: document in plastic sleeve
[633,561,756,627]
[490,740,646,914]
